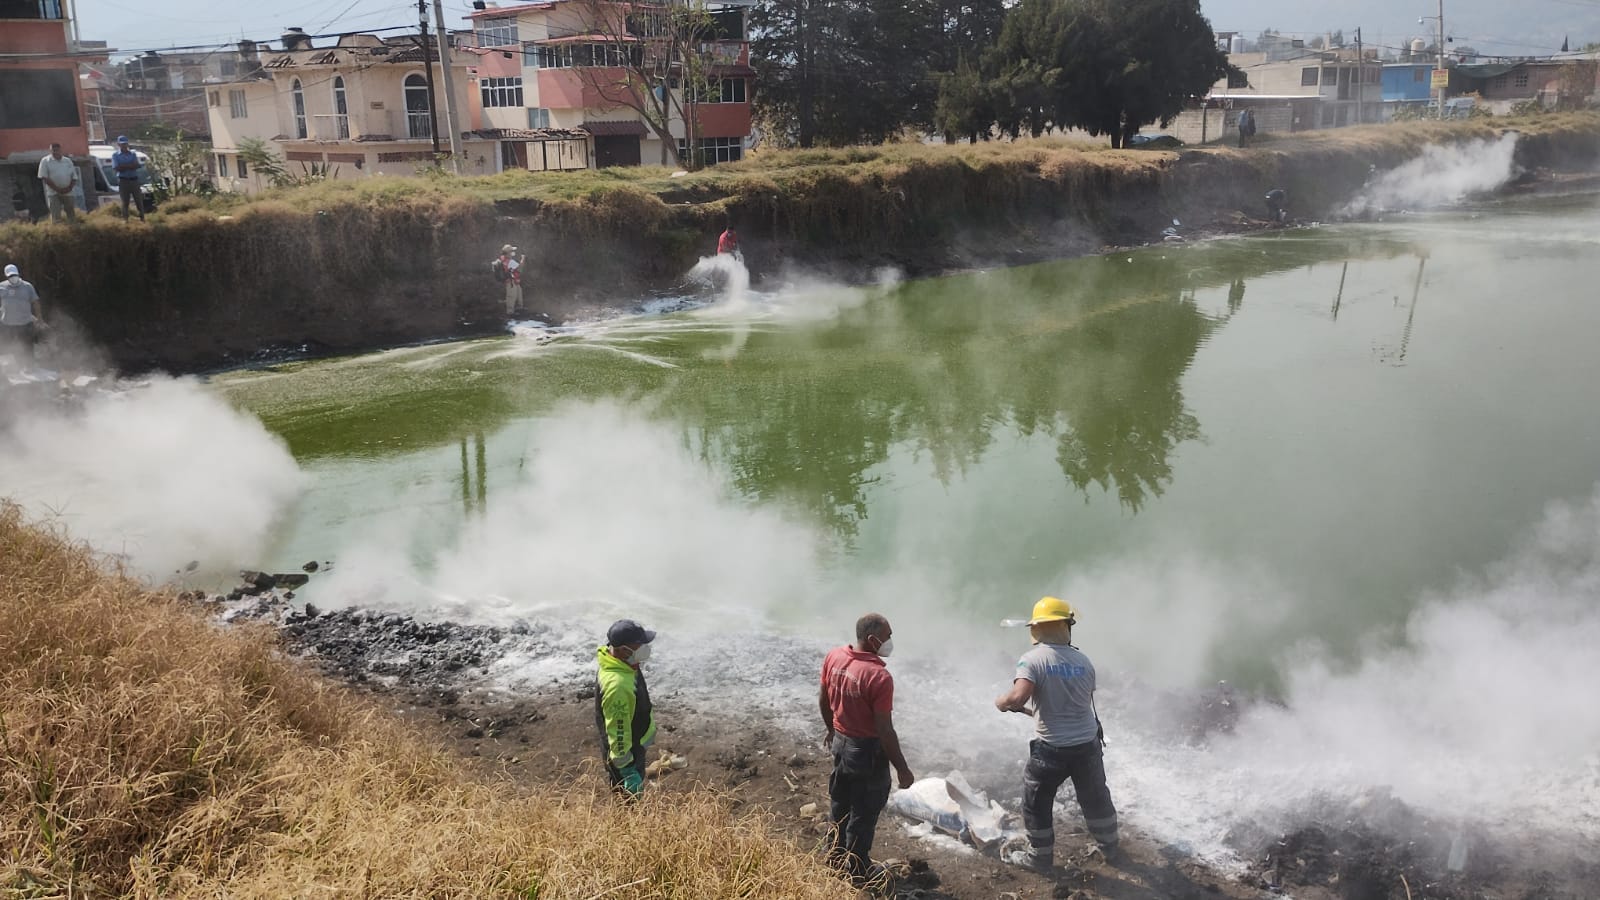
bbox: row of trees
[753,0,1235,148]
[752,0,1007,146]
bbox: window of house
[1492,74,1508,90]
[0,70,79,128]
[530,43,636,69]
[220,57,236,76]
[1321,67,1336,85]
[218,154,229,177]
[677,136,743,166]
[707,78,746,103]
[404,73,431,139]
[1513,71,1529,89]
[237,156,248,177]
[1414,67,1427,83]
[527,107,551,129]
[476,18,519,48]
[292,79,307,139]
[332,76,350,139]
[481,76,524,108]
[208,90,220,107]
[1301,67,1318,86]
[229,89,248,118]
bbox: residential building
[1,0,109,218]
[1380,61,1436,117]
[80,48,257,141]
[122,48,251,90]
[207,31,505,194]
[1453,57,1597,112]
[1209,47,1383,130]
[464,0,756,168]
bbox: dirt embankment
[2,117,1598,373]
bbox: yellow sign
[1431,69,1449,89]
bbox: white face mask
[875,637,894,658]
[6,275,18,285]
[628,643,651,665]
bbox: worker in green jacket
[595,619,658,796]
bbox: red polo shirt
[821,646,893,738]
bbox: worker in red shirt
[818,613,915,884]
[716,225,740,258]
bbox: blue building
[1383,62,1435,106]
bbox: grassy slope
[0,114,1593,371]
[0,505,849,899]
[146,112,1600,212]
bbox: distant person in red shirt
[717,225,740,258]
[818,613,914,884]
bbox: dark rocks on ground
[303,561,320,573]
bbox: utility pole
[431,0,465,174]
[1436,0,1447,118]
[417,0,442,158]
[1354,27,1364,124]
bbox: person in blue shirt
[111,136,145,222]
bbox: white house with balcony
[463,0,756,168]
[206,29,509,193]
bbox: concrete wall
[93,88,210,140]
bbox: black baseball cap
[607,619,655,647]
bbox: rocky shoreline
[200,573,1594,900]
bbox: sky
[73,0,1597,60]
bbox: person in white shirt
[36,144,80,224]
[0,263,47,366]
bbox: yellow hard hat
[1027,596,1076,626]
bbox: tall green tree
[942,0,1234,148]
[752,0,1004,146]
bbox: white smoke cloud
[1342,133,1520,216]
[0,377,304,578]
[1100,486,1600,863]
[312,401,826,627]
[1218,487,1600,819]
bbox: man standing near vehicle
[596,619,657,797]
[37,144,79,224]
[0,264,46,367]
[994,596,1118,873]
[819,613,915,884]
[111,136,145,222]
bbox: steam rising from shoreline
[1342,133,1520,216]
[0,378,303,578]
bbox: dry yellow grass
[0,505,850,899]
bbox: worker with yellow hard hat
[994,596,1118,872]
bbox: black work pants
[1021,738,1118,864]
[0,324,36,364]
[118,181,144,221]
[828,734,890,878]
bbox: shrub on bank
[0,505,849,899]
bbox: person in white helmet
[0,263,46,366]
[994,596,1118,873]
